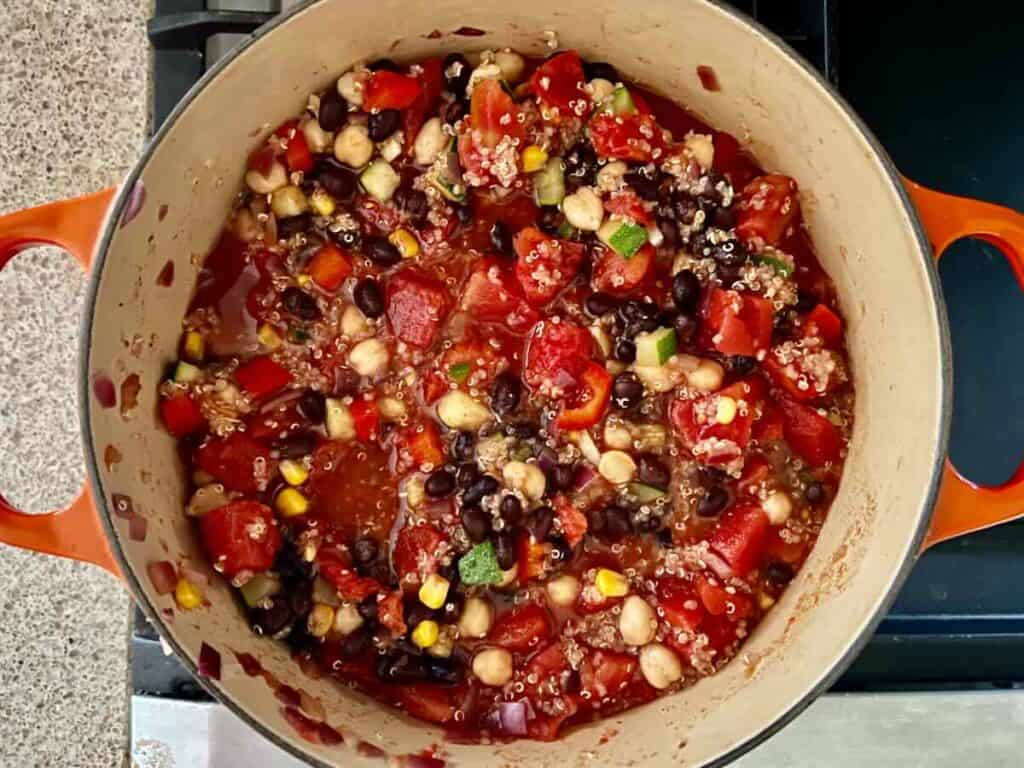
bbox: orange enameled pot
[2,1,1024,766]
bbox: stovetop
[133,0,1024,703]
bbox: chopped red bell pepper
[802,303,843,348]
[363,70,422,111]
[579,649,636,700]
[707,503,771,577]
[160,392,206,437]
[317,550,383,601]
[656,576,705,632]
[199,500,281,578]
[701,287,774,357]
[529,51,589,119]
[513,227,586,307]
[396,421,445,470]
[518,533,549,584]
[589,113,666,162]
[556,361,612,429]
[553,495,588,548]
[523,318,593,393]
[403,58,443,147]
[488,603,552,653]
[696,575,754,620]
[377,590,407,635]
[736,174,800,249]
[235,356,292,398]
[392,523,447,585]
[195,433,274,495]
[775,393,843,467]
[385,268,451,349]
[283,128,314,173]
[247,144,277,175]
[307,243,352,292]
[349,398,380,442]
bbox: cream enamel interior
[83,0,945,765]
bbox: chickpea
[472,647,514,687]
[639,643,683,690]
[618,595,657,646]
[457,596,494,639]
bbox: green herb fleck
[448,362,471,382]
[289,327,311,343]
[608,222,648,259]
[458,541,502,585]
[754,255,794,277]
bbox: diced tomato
[247,144,277,175]
[526,642,570,681]
[523,318,593,392]
[363,70,422,111]
[283,129,314,173]
[589,113,666,162]
[160,392,206,437]
[553,495,588,548]
[377,590,407,635]
[518,532,549,584]
[196,433,273,494]
[355,194,402,233]
[591,243,654,297]
[392,523,447,585]
[707,503,770,577]
[764,527,809,565]
[349,398,380,442]
[530,51,589,118]
[306,243,352,292]
[604,188,653,225]
[763,353,838,402]
[710,130,760,190]
[580,650,636,700]
[395,684,457,724]
[386,269,451,348]
[459,261,540,332]
[738,455,771,495]
[316,550,383,601]
[752,401,785,443]
[696,575,754,620]
[656,576,705,632]
[701,287,774,357]
[403,58,444,147]
[802,304,842,348]
[556,361,612,429]
[488,603,552,653]
[458,79,524,184]
[198,500,281,578]
[421,370,449,405]
[272,119,300,139]
[513,227,586,306]
[395,421,445,470]
[670,379,764,464]
[736,174,799,249]
[439,336,505,390]
[775,394,843,467]
[235,356,292,398]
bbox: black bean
[456,462,479,489]
[357,595,379,622]
[549,535,573,565]
[274,431,317,459]
[551,464,575,491]
[353,277,384,318]
[503,422,536,440]
[281,287,321,320]
[672,269,702,312]
[710,205,737,230]
[442,53,471,97]
[711,238,747,268]
[604,505,633,537]
[452,431,476,463]
[394,188,429,227]
[625,168,661,201]
[587,506,607,533]
[657,215,680,250]
[352,536,380,566]
[426,657,464,686]
[499,495,523,524]
[656,528,674,548]
[795,290,819,314]
[730,355,757,376]
[493,531,518,570]
[772,313,794,343]
[376,651,427,683]
[440,99,466,125]
[717,262,742,286]
[251,596,292,636]
[453,203,474,226]
[365,236,401,266]
[563,143,598,188]
[530,506,555,541]
[491,372,522,416]
[460,505,491,543]
[673,193,706,228]
[489,220,514,258]
[805,481,827,505]
[330,365,361,396]
[585,291,617,317]
[765,561,794,587]
[438,562,460,587]
[335,227,361,250]
[297,389,326,424]
[319,161,358,201]
[621,299,659,324]
[583,60,618,82]
[698,466,728,486]
[367,109,400,141]
[674,313,699,345]
[425,469,457,498]
[697,486,730,517]
[612,372,644,410]
[442,591,464,619]
[404,600,439,628]
[278,213,311,240]
[275,545,313,585]
[637,454,670,488]
[635,513,662,534]
[614,338,637,364]
[463,475,499,507]
[342,624,373,657]
[369,58,402,72]
[289,585,312,619]
[318,90,348,132]
[537,206,563,235]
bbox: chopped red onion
[551,368,579,392]
[198,642,221,680]
[147,561,177,595]
[119,180,146,227]
[536,447,559,475]
[703,549,733,581]
[128,515,148,542]
[495,701,528,735]
[572,464,599,492]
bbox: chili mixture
[157,47,853,741]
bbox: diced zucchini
[173,361,201,383]
[240,573,281,608]
[556,219,577,239]
[359,160,401,202]
[533,157,565,206]
[428,145,466,202]
[600,220,648,258]
[448,362,471,382]
[754,255,794,277]
[568,429,602,465]
[611,86,636,115]
[431,175,466,203]
[635,327,678,367]
[628,482,669,503]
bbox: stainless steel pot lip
[76,0,953,766]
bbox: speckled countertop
[0,2,150,766]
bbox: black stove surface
[134,0,1024,699]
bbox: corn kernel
[595,568,629,598]
[279,459,309,486]
[296,274,313,287]
[308,603,336,637]
[716,395,738,425]
[412,619,440,649]
[182,331,205,363]
[521,145,549,173]
[175,578,203,610]
[258,323,282,350]
[276,487,310,517]
[419,573,450,610]
[310,188,337,217]
[388,228,420,259]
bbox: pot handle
[904,179,1024,550]
[0,189,123,577]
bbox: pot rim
[77,0,953,765]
